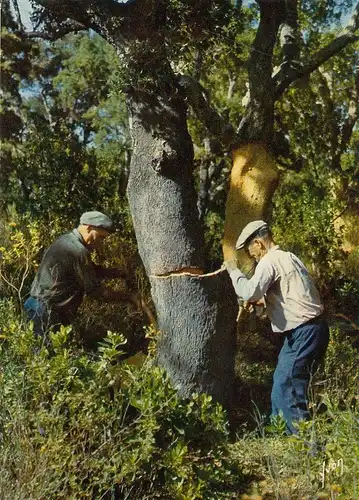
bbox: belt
[283,314,325,336]
[303,314,324,326]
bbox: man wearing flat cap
[224,220,329,434]
[24,211,131,337]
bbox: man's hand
[243,301,255,313]
[244,298,266,316]
[223,260,238,272]
[247,298,266,307]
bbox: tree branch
[336,68,359,164]
[275,2,359,98]
[31,0,163,43]
[237,0,284,142]
[11,0,25,30]
[273,0,302,85]
[31,0,97,36]
[178,75,235,148]
[21,22,86,40]
[316,68,340,166]
[234,0,242,10]
[33,0,131,18]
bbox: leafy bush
[272,178,344,281]
[0,300,242,499]
[1,306,359,499]
[0,216,44,304]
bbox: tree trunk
[126,88,238,407]
[126,90,203,275]
[151,270,237,405]
[223,144,279,271]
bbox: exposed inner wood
[223,144,279,272]
[151,267,228,279]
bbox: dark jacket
[30,229,101,322]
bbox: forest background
[0,0,359,498]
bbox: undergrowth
[0,300,358,499]
[0,299,242,499]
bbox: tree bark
[151,269,237,406]
[126,86,238,406]
[126,89,204,275]
[237,0,283,143]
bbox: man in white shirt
[225,220,329,433]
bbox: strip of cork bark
[150,268,226,278]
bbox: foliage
[231,324,359,499]
[271,167,359,316]
[0,2,41,206]
[320,326,359,403]
[272,175,344,277]
[1,27,130,222]
[0,217,45,304]
[0,211,151,351]
[1,2,359,497]
[0,299,243,499]
[203,210,227,271]
[1,302,359,498]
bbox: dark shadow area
[230,314,283,432]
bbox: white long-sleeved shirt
[228,246,324,333]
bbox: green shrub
[0,217,43,304]
[272,179,344,281]
[0,300,242,499]
[272,173,359,319]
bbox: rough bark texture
[151,270,238,406]
[272,0,302,87]
[126,90,204,276]
[280,0,300,65]
[126,87,238,405]
[237,0,283,143]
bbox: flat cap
[235,220,269,250]
[80,211,114,232]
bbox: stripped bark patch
[223,143,279,269]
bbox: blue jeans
[24,297,50,337]
[271,317,329,434]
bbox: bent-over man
[225,220,329,434]
[24,211,132,337]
